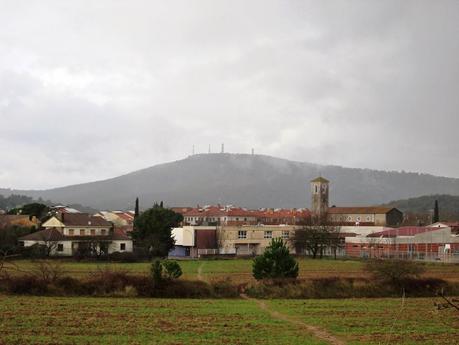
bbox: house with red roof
[19,213,132,256]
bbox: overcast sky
[1,0,458,190]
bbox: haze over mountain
[1,154,459,211]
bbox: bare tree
[30,260,64,284]
[435,290,459,313]
[291,217,342,259]
[37,230,60,257]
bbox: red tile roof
[60,213,112,227]
[327,207,395,215]
[367,226,443,238]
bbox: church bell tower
[310,176,329,218]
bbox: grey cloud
[0,0,458,189]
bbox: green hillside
[384,194,459,221]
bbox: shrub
[86,267,133,294]
[151,260,163,286]
[252,238,298,280]
[108,251,141,263]
[30,260,64,284]
[152,279,212,298]
[54,276,85,295]
[162,260,182,280]
[210,278,240,298]
[6,275,48,295]
[364,259,426,288]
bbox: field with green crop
[267,298,459,345]
[6,258,459,283]
[0,295,324,345]
[0,295,457,345]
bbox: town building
[169,226,218,257]
[217,225,298,256]
[19,213,132,256]
[310,177,403,227]
[96,210,135,232]
[345,225,459,262]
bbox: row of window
[237,230,289,240]
[185,217,251,222]
[67,228,108,236]
[332,215,373,222]
[56,243,126,252]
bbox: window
[238,230,247,239]
[57,244,64,252]
[101,229,107,236]
[68,229,74,236]
[80,229,85,236]
[264,231,272,239]
[90,229,96,236]
[356,216,361,221]
[120,243,126,251]
[315,185,318,193]
[366,216,371,222]
[282,231,289,239]
[347,216,352,221]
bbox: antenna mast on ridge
[221,143,225,153]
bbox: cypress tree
[433,199,439,223]
[135,197,139,218]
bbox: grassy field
[267,298,459,345]
[0,295,457,345]
[6,258,459,283]
[0,295,325,345]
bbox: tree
[162,260,182,279]
[151,259,163,286]
[131,205,183,257]
[252,238,299,280]
[0,225,35,255]
[7,202,50,221]
[33,229,61,257]
[134,197,139,218]
[364,259,425,288]
[291,218,342,259]
[433,199,439,223]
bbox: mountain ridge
[1,153,459,210]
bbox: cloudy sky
[1,0,458,190]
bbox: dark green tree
[151,259,163,286]
[0,225,35,255]
[131,205,183,257]
[162,260,182,279]
[134,197,139,218]
[433,199,440,223]
[252,238,299,280]
[7,202,50,221]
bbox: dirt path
[197,262,205,281]
[240,293,346,345]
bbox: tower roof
[311,176,329,183]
